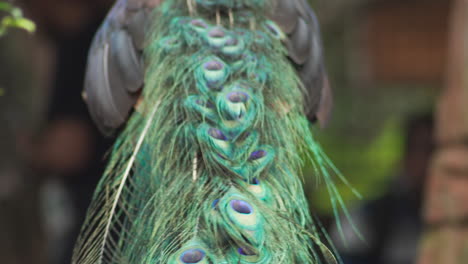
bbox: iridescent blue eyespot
[204,60,224,71]
[238,247,256,256]
[189,19,208,34]
[201,58,228,90]
[208,28,226,38]
[226,37,239,46]
[249,150,267,160]
[180,249,205,263]
[242,177,260,185]
[230,200,253,214]
[191,19,208,29]
[227,91,249,103]
[208,128,227,140]
[221,36,244,57]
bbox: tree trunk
[418,0,468,263]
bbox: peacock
[73,0,353,263]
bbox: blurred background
[0,0,466,263]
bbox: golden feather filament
[228,9,234,27]
[92,100,161,262]
[216,8,221,25]
[192,156,198,181]
[250,17,256,31]
[187,0,194,15]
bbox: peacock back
[72,0,347,263]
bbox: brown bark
[418,0,468,263]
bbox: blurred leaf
[2,17,36,32]
[0,2,35,37]
[307,118,404,214]
[0,2,13,12]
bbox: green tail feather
[72,1,357,263]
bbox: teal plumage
[73,0,354,263]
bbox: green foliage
[309,119,403,212]
[303,10,438,215]
[0,2,35,37]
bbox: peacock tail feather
[73,0,357,263]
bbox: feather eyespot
[227,91,249,103]
[205,27,228,48]
[180,249,205,263]
[249,150,267,160]
[238,247,256,256]
[202,58,228,90]
[196,99,215,109]
[203,60,224,71]
[225,37,239,46]
[221,36,244,57]
[251,178,260,185]
[190,19,208,29]
[242,177,260,185]
[230,200,253,214]
[208,28,226,38]
[208,128,227,140]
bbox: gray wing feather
[270,0,298,34]
[271,0,332,126]
[286,18,311,65]
[84,0,157,135]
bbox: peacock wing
[83,0,161,135]
[270,0,332,126]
